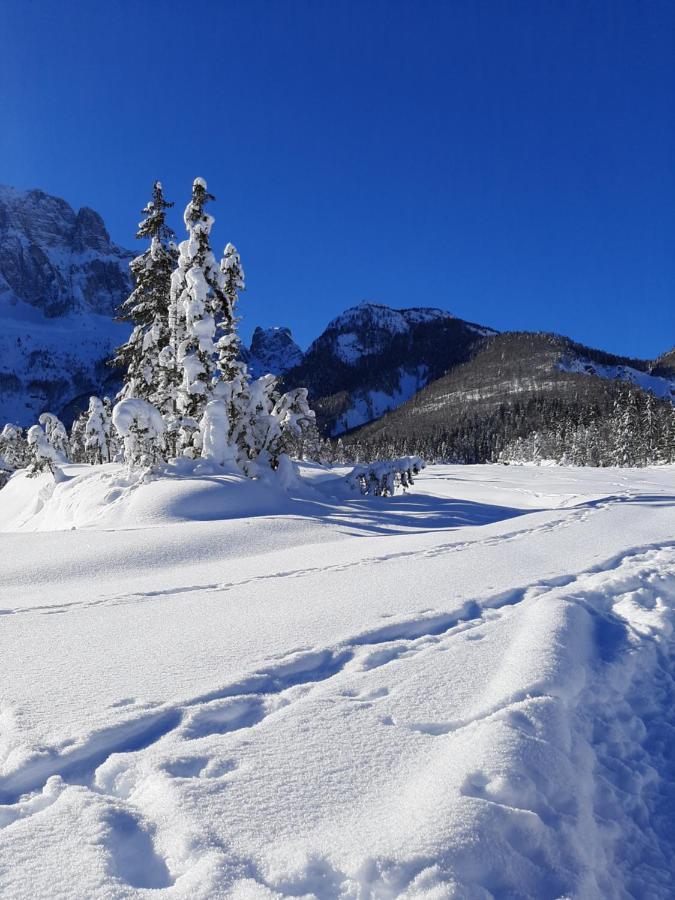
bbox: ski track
[2,535,675,896]
[0,489,647,618]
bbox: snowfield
[0,463,674,899]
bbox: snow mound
[0,463,315,532]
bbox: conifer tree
[113,181,177,408]
[84,397,116,464]
[169,178,231,454]
[0,424,29,471]
[38,413,69,459]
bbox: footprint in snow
[103,809,173,889]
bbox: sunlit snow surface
[1,463,674,898]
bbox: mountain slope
[348,331,675,461]
[283,301,496,435]
[0,185,133,426]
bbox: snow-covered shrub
[346,456,425,496]
[26,423,66,477]
[112,398,166,468]
[38,413,70,459]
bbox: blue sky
[1,0,673,357]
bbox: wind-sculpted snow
[0,464,674,897]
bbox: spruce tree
[84,397,115,464]
[113,181,177,408]
[169,178,232,454]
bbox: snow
[321,304,455,365]
[559,356,675,401]
[1,463,674,898]
[333,365,428,433]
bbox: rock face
[0,185,133,426]
[246,326,304,378]
[0,185,132,317]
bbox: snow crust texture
[1,464,675,898]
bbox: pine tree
[113,182,177,410]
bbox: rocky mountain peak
[247,326,304,378]
[0,184,132,318]
[73,206,114,254]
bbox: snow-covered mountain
[350,331,675,461]
[0,183,672,440]
[283,301,497,434]
[245,325,304,378]
[0,185,133,426]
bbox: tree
[0,424,29,471]
[215,243,245,379]
[38,413,69,459]
[27,424,64,477]
[69,413,88,463]
[112,398,166,468]
[169,178,230,453]
[113,182,177,410]
[84,397,116,464]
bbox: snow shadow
[288,493,530,536]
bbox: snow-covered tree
[235,375,314,472]
[38,413,69,459]
[113,182,177,409]
[112,398,166,468]
[199,398,238,469]
[215,242,245,381]
[0,424,30,471]
[27,423,64,477]
[84,397,116,464]
[69,413,87,463]
[169,178,231,453]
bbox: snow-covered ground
[1,463,674,899]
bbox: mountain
[282,301,496,435]
[0,183,671,444]
[245,326,304,378]
[0,185,133,426]
[346,331,675,462]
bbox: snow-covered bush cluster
[346,456,425,496]
[1,179,314,480]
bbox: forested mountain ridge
[344,332,675,465]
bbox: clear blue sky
[1,0,673,357]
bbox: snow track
[1,464,674,898]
